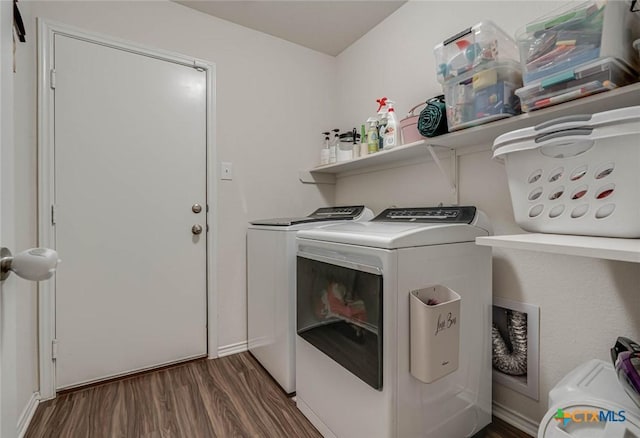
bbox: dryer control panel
[373,206,477,223]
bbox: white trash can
[410,285,461,384]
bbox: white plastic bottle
[320,132,330,165]
[383,101,400,150]
[329,129,339,164]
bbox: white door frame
[37,19,219,400]
[1,2,18,436]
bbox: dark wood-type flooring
[26,352,532,438]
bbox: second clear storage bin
[515,57,638,112]
[444,60,522,131]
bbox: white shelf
[476,234,640,263]
[300,83,640,184]
[303,140,443,175]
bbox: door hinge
[52,339,58,360]
[51,204,56,225]
[49,69,56,89]
[206,224,209,233]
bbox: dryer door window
[296,255,383,390]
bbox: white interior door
[53,34,208,390]
[0,1,17,435]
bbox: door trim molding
[37,19,218,400]
[17,392,39,438]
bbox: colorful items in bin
[516,57,636,112]
[444,61,522,131]
[417,95,448,138]
[434,21,520,83]
[492,106,640,238]
[516,0,640,85]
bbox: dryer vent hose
[492,310,527,376]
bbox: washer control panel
[310,206,364,219]
[373,206,477,223]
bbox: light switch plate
[221,162,233,180]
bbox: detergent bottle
[366,118,379,154]
[383,101,400,150]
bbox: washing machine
[247,206,373,394]
[538,359,640,438]
[295,206,493,437]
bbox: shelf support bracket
[425,145,458,204]
[298,171,336,185]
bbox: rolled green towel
[418,95,448,137]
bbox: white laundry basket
[493,106,640,238]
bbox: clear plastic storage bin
[434,20,520,84]
[515,57,637,112]
[516,0,640,85]
[493,106,640,238]
[444,60,522,131]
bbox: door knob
[192,204,202,214]
[0,247,60,282]
[192,224,203,235]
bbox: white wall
[334,0,640,424]
[13,0,337,406]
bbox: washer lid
[538,401,640,438]
[250,206,372,227]
[296,221,488,249]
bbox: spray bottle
[376,97,388,150]
[382,101,400,150]
[329,128,339,164]
[320,132,331,165]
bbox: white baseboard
[493,401,539,437]
[217,340,248,357]
[17,392,40,438]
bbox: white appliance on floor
[247,206,373,394]
[538,359,640,438]
[295,206,493,437]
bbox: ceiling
[176,1,407,56]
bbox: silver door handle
[192,224,203,235]
[0,247,60,282]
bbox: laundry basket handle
[535,128,593,143]
[535,114,593,131]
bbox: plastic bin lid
[492,105,640,160]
